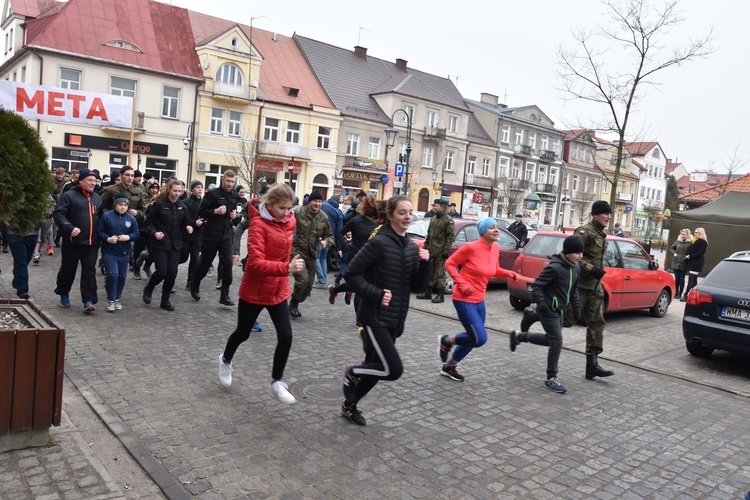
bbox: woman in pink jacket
[217,184,304,404]
[438,217,517,382]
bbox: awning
[524,193,541,202]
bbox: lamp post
[384,108,413,197]
[183,124,194,181]
[431,161,444,193]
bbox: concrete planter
[0,298,65,452]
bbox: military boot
[585,355,614,380]
[219,287,235,306]
[431,289,445,303]
[416,288,432,300]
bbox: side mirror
[649,259,659,270]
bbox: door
[615,240,660,309]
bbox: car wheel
[509,295,530,311]
[445,277,454,295]
[327,251,341,273]
[685,341,714,358]
[649,288,671,317]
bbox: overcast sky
[172,0,747,175]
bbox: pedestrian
[340,195,432,426]
[682,227,708,301]
[6,220,43,299]
[217,184,305,404]
[416,198,454,303]
[573,200,614,380]
[52,168,102,313]
[315,195,343,288]
[438,218,518,382]
[612,222,625,237]
[507,213,528,243]
[289,190,333,319]
[181,180,205,289]
[669,228,692,299]
[509,235,583,394]
[447,202,460,218]
[32,194,56,263]
[190,170,240,306]
[142,179,193,311]
[97,193,139,312]
[61,168,79,194]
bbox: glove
[589,267,606,280]
[443,254,450,259]
[535,301,550,315]
[573,309,581,323]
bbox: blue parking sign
[394,163,405,177]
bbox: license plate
[721,306,750,322]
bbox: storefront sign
[1,81,132,128]
[257,159,301,173]
[343,170,382,182]
[65,133,168,157]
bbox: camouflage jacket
[100,183,147,222]
[574,219,608,291]
[424,212,455,258]
[292,205,333,258]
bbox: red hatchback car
[508,231,675,317]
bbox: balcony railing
[535,182,558,194]
[465,174,495,188]
[258,140,311,159]
[423,126,446,139]
[508,178,530,190]
[513,144,533,156]
[642,199,664,210]
[538,150,556,161]
[205,80,255,100]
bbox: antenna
[358,26,372,46]
[503,88,510,104]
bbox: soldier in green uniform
[290,191,333,318]
[417,198,455,303]
[574,200,615,380]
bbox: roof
[24,0,203,81]
[624,141,660,156]
[295,35,469,124]
[187,12,334,109]
[678,172,750,202]
[665,161,682,175]
[465,99,554,126]
[8,0,59,18]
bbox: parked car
[508,231,675,317]
[682,250,750,358]
[406,218,524,291]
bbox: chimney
[396,58,407,71]
[354,46,367,59]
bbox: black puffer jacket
[144,197,192,251]
[198,187,240,242]
[53,186,102,247]
[345,225,432,335]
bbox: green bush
[0,109,53,233]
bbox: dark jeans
[180,238,202,284]
[349,325,403,404]
[673,269,687,296]
[55,244,99,304]
[132,232,148,272]
[146,247,180,303]
[223,298,293,381]
[522,309,564,379]
[8,233,37,295]
[194,239,233,290]
[102,252,130,301]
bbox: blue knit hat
[477,217,497,236]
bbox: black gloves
[589,267,606,280]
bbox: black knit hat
[563,235,585,255]
[591,200,613,216]
[190,180,203,191]
[308,191,324,202]
[113,192,130,206]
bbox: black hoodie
[532,253,581,315]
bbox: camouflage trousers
[292,254,316,303]
[428,256,447,290]
[579,286,606,356]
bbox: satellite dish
[203,54,211,70]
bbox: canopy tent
[669,191,750,275]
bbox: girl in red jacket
[439,217,517,381]
[217,184,304,404]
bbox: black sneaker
[328,285,337,305]
[438,335,452,363]
[440,365,464,382]
[289,303,301,319]
[341,400,366,426]
[509,329,520,352]
[342,364,359,402]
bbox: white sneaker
[107,300,116,312]
[114,299,123,310]
[32,253,41,264]
[218,355,232,387]
[270,380,296,404]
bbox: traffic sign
[381,174,389,185]
[393,181,403,188]
[394,163,405,177]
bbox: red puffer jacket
[238,201,296,306]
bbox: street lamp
[184,123,194,181]
[431,161,444,192]
[384,108,413,197]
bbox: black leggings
[350,325,403,404]
[223,298,293,382]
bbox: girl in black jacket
[682,227,708,301]
[340,195,432,426]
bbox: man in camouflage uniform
[417,198,455,303]
[290,190,333,318]
[574,200,615,380]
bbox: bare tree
[496,179,526,218]
[555,0,712,228]
[572,192,598,227]
[224,136,260,195]
[712,146,747,196]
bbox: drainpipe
[31,49,44,136]
[186,81,201,182]
[459,141,471,217]
[255,100,266,192]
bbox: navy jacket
[97,210,139,256]
[321,197,343,251]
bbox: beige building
[592,135,639,235]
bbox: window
[572,145,578,160]
[515,128,523,145]
[399,143,407,160]
[368,137,380,159]
[501,125,510,143]
[264,118,280,142]
[498,157,509,178]
[346,133,359,156]
[592,178,599,194]
[216,63,242,85]
[603,181,609,193]
[110,76,136,97]
[448,115,458,133]
[59,68,81,90]
[422,147,433,167]
[20,65,25,82]
[586,149,593,163]
[286,122,301,143]
[583,177,589,193]
[161,86,179,119]
[403,105,415,123]
[525,162,535,181]
[549,167,559,185]
[426,110,437,128]
[444,151,454,171]
[317,126,331,149]
[537,166,546,183]
[467,156,476,175]
[618,241,650,270]
[527,132,536,149]
[640,186,646,197]
[652,148,660,159]
[553,139,561,153]
[228,111,242,136]
[511,160,521,179]
[563,173,570,190]
[541,136,549,150]
[482,158,490,177]
[210,108,224,134]
[572,174,579,191]
[569,209,575,225]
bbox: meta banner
[0,81,133,128]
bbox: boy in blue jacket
[510,235,583,394]
[98,193,140,312]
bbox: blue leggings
[451,300,487,363]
